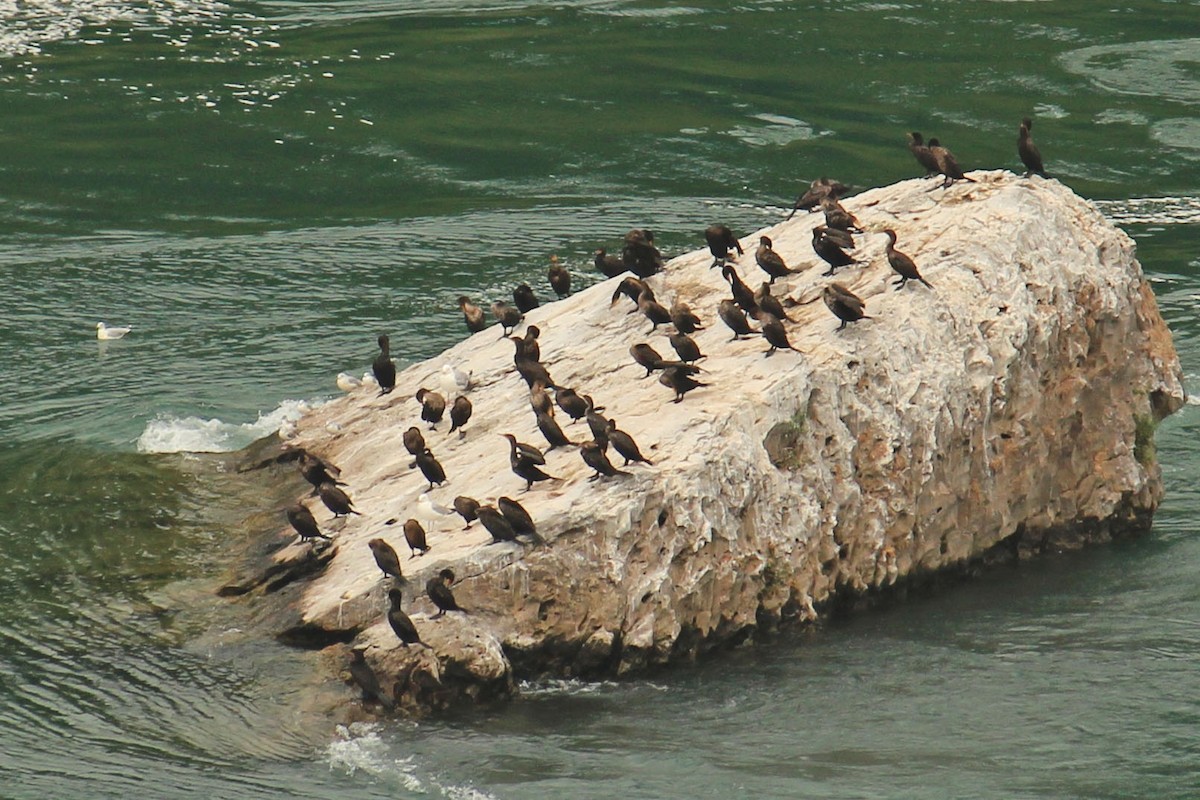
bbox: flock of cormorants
[280,119,1047,708]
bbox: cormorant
[453,495,480,529]
[637,289,672,333]
[907,131,939,177]
[581,440,630,479]
[347,648,395,710]
[717,298,757,340]
[491,300,523,337]
[536,409,574,450]
[368,538,405,581]
[319,481,360,517]
[530,380,554,416]
[820,196,864,233]
[498,496,544,544]
[427,569,466,617]
[548,255,571,299]
[754,282,792,322]
[705,224,744,267]
[1018,117,1046,178]
[659,366,708,403]
[584,396,610,447]
[402,518,429,558]
[822,283,872,330]
[402,426,426,459]
[372,334,396,395]
[415,388,446,429]
[457,296,487,334]
[928,138,975,187]
[882,229,932,289]
[448,395,473,436]
[298,452,343,493]
[514,355,554,389]
[755,236,798,283]
[722,264,759,316]
[594,248,626,279]
[607,420,652,466]
[670,300,703,334]
[477,504,518,544]
[501,433,556,490]
[760,313,802,356]
[286,503,330,542]
[555,386,590,422]
[387,588,421,645]
[668,332,704,363]
[812,226,857,276]
[787,177,850,219]
[414,448,447,490]
[611,276,652,309]
[621,229,665,277]
[513,283,540,314]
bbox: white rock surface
[264,171,1184,709]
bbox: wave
[135,398,313,454]
[325,723,498,799]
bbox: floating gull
[441,362,472,395]
[96,322,132,340]
[336,372,362,392]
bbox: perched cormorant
[717,298,757,340]
[372,334,396,395]
[427,569,466,617]
[760,313,802,356]
[881,229,932,289]
[554,386,590,422]
[584,396,611,447]
[722,264,759,316]
[659,366,708,403]
[453,495,480,529]
[298,452,343,493]
[414,448,447,490]
[477,504,518,544]
[510,323,540,363]
[907,131,940,177]
[402,519,430,558]
[387,588,421,646]
[513,283,540,314]
[1018,117,1046,178]
[754,282,792,322]
[594,248,626,279]
[286,503,330,542]
[607,420,652,466]
[812,226,857,276]
[536,409,573,450]
[449,395,473,436]
[368,538,405,581]
[402,426,426,459]
[755,236,798,283]
[501,433,556,490]
[820,196,863,233]
[514,355,554,389]
[457,296,487,334]
[611,276,652,309]
[415,388,446,429]
[705,224,744,267]
[530,380,554,416]
[668,332,704,363]
[621,229,665,277]
[928,138,975,187]
[822,283,872,330]
[498,496,544,544]
[637,289,672,333]
[670,300,703,334]
[581,440,630,479]
[319,481,360,517]
[788,177,850,219]
[347,648,395,710]
[630,343,670,377]
[491,300,523,337]
[548,255,571,299]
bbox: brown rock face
[233,171,1185,714]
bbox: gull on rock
[441,362,472,394]
[96,322,132,340]
[336,372,362,392]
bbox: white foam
[325,724,424,791]
[135,398,313,454]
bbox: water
[1,0,1198,796]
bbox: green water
[1,1,1199,797]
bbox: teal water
[1,1,1199,796]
